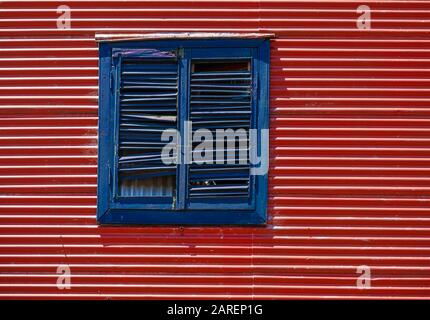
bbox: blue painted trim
[99,209,265,225]
[105,39,266,50]
[96,38,270,225]
[96,43,113,222]
[176,49,190,210]
[254,39,271,224]
[111,54,121,201]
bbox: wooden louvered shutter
[114,49,178,201]
[187,60,254,209]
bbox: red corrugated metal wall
[0,0,430,299]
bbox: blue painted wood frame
[97,38,270,225]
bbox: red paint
[0,0,430,299]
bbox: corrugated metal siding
[1,0,430,299]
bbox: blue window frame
[97,38,270,225]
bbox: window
[97,36,270,225]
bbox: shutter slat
[192,71,251,76]
[191,78,251,82]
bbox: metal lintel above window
[95,32,275,43]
